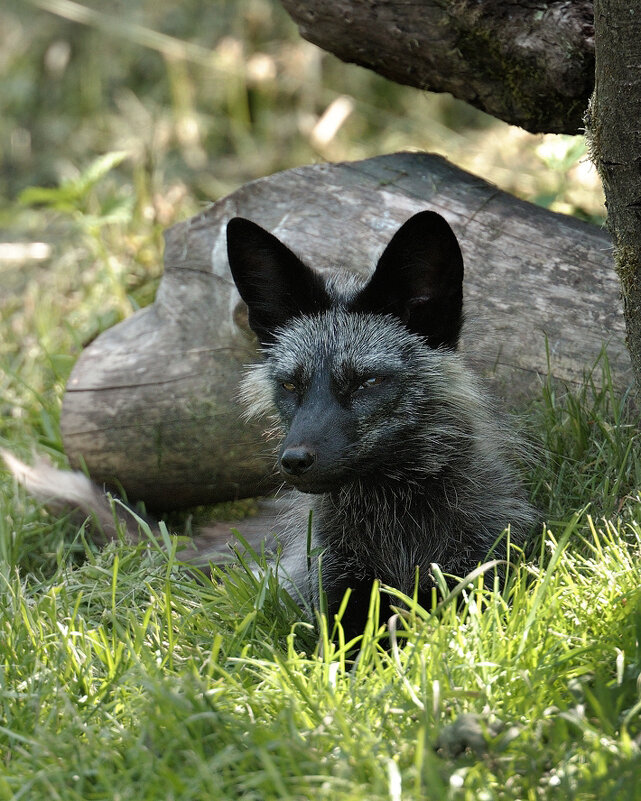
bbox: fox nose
[280,445,316,476]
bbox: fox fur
[4,210,535,638]
[226,211,535,635]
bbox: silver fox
[226,211,535,636]
[4,211,534,638]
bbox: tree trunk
[588,0,641,393]
[278,0,595,134]
[61,153,627,511]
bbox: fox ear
[351,211,464,349]
[226,218,331,346]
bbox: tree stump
[61,152,626,510]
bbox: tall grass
[2,456,641,798]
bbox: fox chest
[317,514,434,588]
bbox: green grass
[3,456,641,799]
[3,1,640,798]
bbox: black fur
[227,212,535,638]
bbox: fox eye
[281,381,297,393]
[358,376,385,390]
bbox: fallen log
[61,152,626,510]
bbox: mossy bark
[278,0,594,134]
[588,0,641,394]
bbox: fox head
[226,211,467,493]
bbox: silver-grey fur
[245,315,533,572]
[227,212,536,636]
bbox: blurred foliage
[1,0,605,218]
